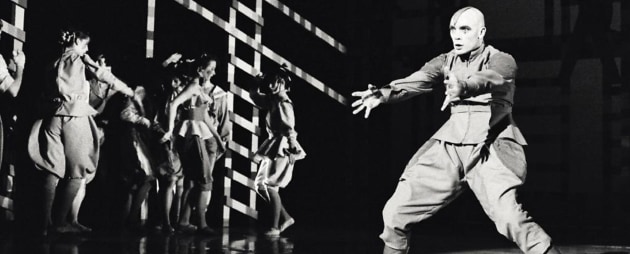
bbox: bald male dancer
[352,7,561,254]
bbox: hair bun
[59,30,75,45]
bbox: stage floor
[1,226,629,254]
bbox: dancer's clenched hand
[441,72,463,111]
[351,84,382,119]
[160,131,173,143]
[12,50,25,68]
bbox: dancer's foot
[177,224,197,234]
[71,222,92,233]
[162,223,175,234]
[279,218,295,232]
[264,228,280,237]
[53,224,81,234]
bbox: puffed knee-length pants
[28,116,101,179]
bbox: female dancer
[153,53,186,233]
[161,54,230,234]
[28,29,133,235]
[120,85,157,230]
[250,65,306,237]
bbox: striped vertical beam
[4,166,14,220]
[0,195,13,213]
[139,0,156,222]
[223,5,238,229]
[222,149,233,248]
[0,166,14,220]
[11,0,26,50]
[254,0,263,71]
[0,165,15,221]
[223,0,264,229]
[1,0,27,222]
[249,0,263,224]
[146,0,156,58]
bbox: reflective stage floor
[1,226,629,254]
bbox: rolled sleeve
[380,54,445,103]
[88,64,132,95]
[95,67,118,84]
[278,100,298,141]
[463,52,517,96]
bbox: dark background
[1,0,629,247]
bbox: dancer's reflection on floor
[12,230,295,254]
[152,234,221,254]
[228,234,294,254]
[121,235,147,254]
[43,235,85,254]
[140,233,295,254]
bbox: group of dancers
[1,26,304,238]
[3,5,565,254]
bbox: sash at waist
[450,104,512,114]
[184,108,207,121]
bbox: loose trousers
[380,139,552,254]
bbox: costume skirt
[254,135,306,197]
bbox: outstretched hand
[162,53,183,67]
[97,56,107,67]
[351,84,382,119]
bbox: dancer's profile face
[73,38,90,56]
[449,8,485,55]
[198,60,216,81]
[170,77,181,89]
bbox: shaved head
[449,7,486,56]
[450,7,485,28]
